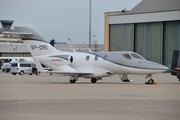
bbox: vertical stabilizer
[18,27,59,56]
[23,39,58,56]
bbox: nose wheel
[145,74,157,85]
[147,78,154,84]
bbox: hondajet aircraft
[2,27,169,84]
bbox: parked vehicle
[1,63,11,72]
[10,62,40,75]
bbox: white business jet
[2,27,169,84]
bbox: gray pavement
[0,72,180,120]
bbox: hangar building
[104,0,180,66]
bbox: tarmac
[0,72,180,120]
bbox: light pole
[92,34,96,44]
[68,38,72,51]
[68,38,72,44]
[89,0,91,48]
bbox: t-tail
[23,39,59,56]
[19,27,59,56]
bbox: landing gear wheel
[70,79,76,83]
[91,78,97,83]
[148,79,154,84]
[36,71,40,75]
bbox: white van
[1,63,11,72]
[10,62,40,75]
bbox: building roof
[130,0,180,14]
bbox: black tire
[36,71,40,75]
[70,79,76,83]
[12,73,16,75]
[91,78,97,83]
[29,73,32,75]
[19,70,24,75]
[148,79,154,84]
[33,69,37,74]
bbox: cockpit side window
[122,54,132,59]
[95,56,98,61]
[103,55,108,60]
[131,53,144,59]
[86,55,90,61]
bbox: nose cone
[145,61,169,72]
[154,63,169,71]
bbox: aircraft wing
[32,57,94,76]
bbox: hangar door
[164,21,179,66]
[109,24,134,51]
[135,22,163,64]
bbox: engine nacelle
[46,55,73,66]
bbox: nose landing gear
[145,74,157,85]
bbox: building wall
[107,20,180,66]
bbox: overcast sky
[0,0,141,44]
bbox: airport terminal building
[104,0,180,66]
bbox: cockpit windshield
[131,53,144,59]
[122,53,144,60]
[122,54,132,59]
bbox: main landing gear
[145,74,157,85]
[69,77,101,84]
[69,76,78,83]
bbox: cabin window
[131,53,144,59]
[20,63,31,67]
[103,55,108,60]
[122,54,132,59]
[11,63,18,67]
[95,56,98,61]
[86,55,90,61]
